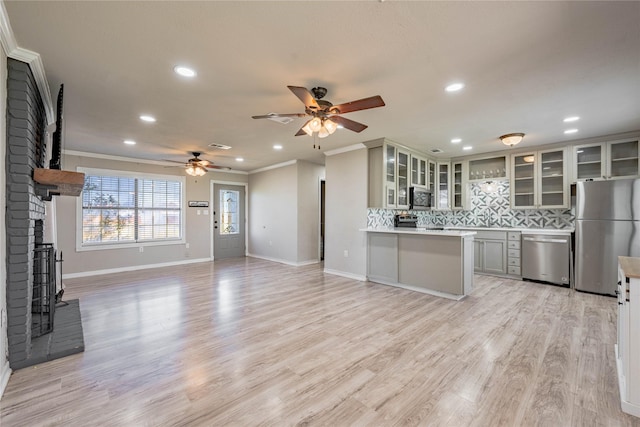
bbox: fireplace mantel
[33,168,85,198]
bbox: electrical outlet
[185,243,190,249]
[139,246,144,253]
[343,250,349,257]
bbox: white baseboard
[61,258,212,279]
[246,253,319,267]
[323,268,367,282]
[0,362,11,400]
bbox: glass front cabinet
[511,148,568,209]
[452,161,465,209]
[436,162,451,210]
[410,154,427,187]
[573,139,639,181]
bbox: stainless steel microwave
[410,186,432,210]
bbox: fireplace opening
[32,243,57,337]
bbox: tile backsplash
[367,181,574,229]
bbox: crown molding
[324,143,367,157]
[249,159,297,174]
[0,2,54,125]
[63,150,248,175]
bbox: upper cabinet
[573,139,639,182]
[368,141,410,209]
[452,161,466,210]
[410,154,427,187]
[468,156,507,181]
[511,148,568,209]
[435,162,451,210]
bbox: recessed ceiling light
[564,129,578,134]
[445,83,465,92]
[273,144,283,150]
[123,140,136,145]
[174,66,196,78]
[139,115,156,123]
[462,146,472,151]
[563,116,580,123]
[451,138,462,144]
[236,157,244,162]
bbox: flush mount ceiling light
[273,144,283,150]
[123,140,136,145]
[564,129,579,134]
[174,65,197,78]
[563,116,580,123]
[235,157,244,162]
[500,133,525,147]
[451,138,462,144]
[462,146,472,151]
[445,82,465,92]
[139,115,156,123]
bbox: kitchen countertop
[445,226,574,235]
[361,227,476,237]
[619,256,640,279]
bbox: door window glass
[220,190,239,235]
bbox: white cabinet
[473,230,507,275]
[435,162,451,210]
[507,231,521,276]
[616,257,640,418]
[427,160,436,195]
[410,154,427,187]
[574,139,639,182]
[368,143,410,209]
[452,161,466,210]
[511,148,568,209]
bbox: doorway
[212,183,246,259]
[320,179,325,261]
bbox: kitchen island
[362,228,476,300]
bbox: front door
[213,184,245,259]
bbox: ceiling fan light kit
[500,132,525,147]
[185,164,207,176]
[252,85,385,139]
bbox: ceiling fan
[252,86,385,138]
[165,152,230,176]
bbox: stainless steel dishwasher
[521,232,571,286]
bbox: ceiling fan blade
[331,95,385,115]
[294,119,312,136]
[205,165,232,170]
[328,115,368,133]
[163,159,190,164]
[288,86,319,109]
[252,113,307,119]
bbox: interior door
[213,184,245,259]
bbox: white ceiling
[4,1,640,172]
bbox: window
[79,168,184,248]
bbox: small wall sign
[188,201,209,207]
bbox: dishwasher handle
[523,236,568,244]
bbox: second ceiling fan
[252,86,385,138]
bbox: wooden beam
[33,168,85,197]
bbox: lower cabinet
[617,257,640,418]
[473,231,507,275]
[507,231,522,277]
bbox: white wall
[247,160,325,265]
[58,154,248,277]
[324,147,368,280]
[296,161,325,263]
[248,163,298,263]
[0,40,10,399]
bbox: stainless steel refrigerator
[575,178,640,295]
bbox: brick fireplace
[5,58,54,369]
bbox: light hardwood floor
[1,257,638,426]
